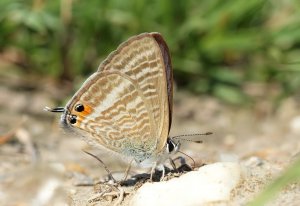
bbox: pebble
[131,162,244,206]
[290,116,300,134]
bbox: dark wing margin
[151,33,173,132]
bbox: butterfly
[46,32,181,179]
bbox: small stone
[290,116,300,134]
[131,162,244,206]
[244,156,265,167]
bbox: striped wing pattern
[64,33,171,162]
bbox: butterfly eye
[75,104,84,112]
[69,115,77,124]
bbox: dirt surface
[1,72,300,205]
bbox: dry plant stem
[74,182,94,186]
[88,183,127,206]
[89,183,116,203]
[88,189,110,203]
[112,187,125,206]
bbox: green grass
[1,0,300,104]
[247,157,300,206]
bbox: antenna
[44,106,65,113]
[172,132,212,143]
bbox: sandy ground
[0,73,300,205]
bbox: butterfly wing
[62,33,173,162]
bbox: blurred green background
[1,0,300,104]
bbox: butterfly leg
[83,150,116,183]
[159,165,166,181]
[169,157,178,172]
[122,159,134,182]
[150,164,167,181]
[150,162,157,182]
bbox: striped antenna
[44,106,65,113]
[172,132,212,143]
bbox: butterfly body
[57,33,177,166]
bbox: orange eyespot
[82,104,92,115]
[75,104,84,112]
[74,103,93,116]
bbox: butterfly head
[45,102,93,129]
[166,138,180,155]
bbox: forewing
[99,33,172,151]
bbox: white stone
[131,162,243,206]
[290,116,300,133]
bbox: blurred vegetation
[1,0,300,104]
[247,157,300,206]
